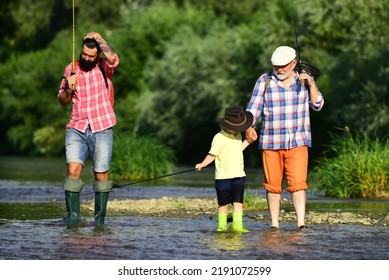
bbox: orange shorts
[261,146,308,194]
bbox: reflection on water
[205,232,245,252]
[0,156,388,260]
[1,217,388,260]
[257,230,299,254]
[58,226,121,259]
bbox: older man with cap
[245,46,324,230]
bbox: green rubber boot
[217,212,228,232]
[94,192,109,225]
[93,180,113,225]
[231,212,250,233]
[64,191,81,225]
[63,177,84,225]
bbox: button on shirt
[246,72,324,150]
[59,57,119,133]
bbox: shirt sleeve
[100,55,120,79]
[58,63,73,94]
[208,133,222,156]
[246,74,267,127]
[309,92,324,111]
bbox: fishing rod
[291,0,321,81]
[61,0,76,92]
[71,0,76,74]
[79,168,198,196]
[113,168,197,188]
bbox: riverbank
[82,197,389,227]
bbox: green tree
[2,0,389,167]
[293,0,389,139]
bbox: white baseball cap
[271,46,296,66]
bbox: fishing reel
[295,61,321,81]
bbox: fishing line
[113,168,197,188]
[79,168,198,196]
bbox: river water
[0,157,388,260]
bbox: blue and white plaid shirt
[246,72,324,150]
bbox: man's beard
[79,54,98,72]
[274,68,294,81]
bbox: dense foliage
[1,0,388,170]
[110,133,175,181]
[309,128,389,198]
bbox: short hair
[82,38,101,54]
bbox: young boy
[195,106,253,233]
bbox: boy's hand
[195,164,203,171]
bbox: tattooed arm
[84,31,118,65]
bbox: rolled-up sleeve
[309,92,324,111]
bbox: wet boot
[217,212,228,232]
[94,192,109,225]
[231,211,250,233]
[63,177,84,225]
[64,191,81,225]
[93,180,113,225]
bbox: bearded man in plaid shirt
[57,31,119,226]
[245,46,324,230]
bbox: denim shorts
[65,127,113,173]
[215,177,246,205]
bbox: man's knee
[263,183,283,194]
[287,183,308,193]
[67,162,83,178]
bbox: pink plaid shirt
[59,56,119,133]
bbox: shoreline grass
[310,128,389,199]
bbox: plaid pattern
[59,57,119,133]
[247,72,324,149]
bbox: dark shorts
[215,177,246,206]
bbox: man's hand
[299,71,320,102]
[245,127,258,144]
[299,72,315,87]
[84,31,117,65]
[67,75,78,91]
[84,31,101,41]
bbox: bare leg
[266,191,281,228]
[94,171,109,181]
[67,162,83,178]
[232,202,243,213]
[218,204,228,214]
[292,190,306,228]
